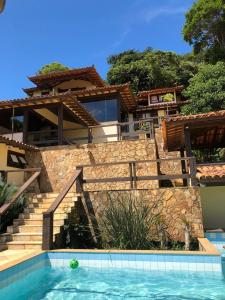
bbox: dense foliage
[181,62,225,115]
[37,62,70,75]
[0,176,26,233]
[107,49,198,93]
[183,0,225,63]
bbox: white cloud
[111,28,131,50]
[141,6,187,23]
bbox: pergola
[162,110,225,155]
[162,110,225,184]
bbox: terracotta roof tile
[138,86,184,98]
[28,66,105,88]
[0,135,39,151]
[197,164,225,180]
[167,110,225,123]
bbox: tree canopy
[183,0,225,63]
[37,62,70,75]
[107,49,198,94]
[181,62,225,115]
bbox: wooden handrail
[78,157,196,168]
[42,168,83,250]
[79,157,198,189]
[0,169,41,217]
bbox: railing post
[88,128,93,143]
[129,162,133,189]
[42,211,54,250]
[189,157,198,187]
[132,162,137,189]
[76,167,83,193]
[117,124,121,141]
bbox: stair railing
[0,168,41,222]
[42,168,83,250]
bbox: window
[83,99,119,122]
[7,151,27,168]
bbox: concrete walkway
[0,250,42,271]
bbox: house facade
[0,67,186,147]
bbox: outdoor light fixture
[0,0,6,13]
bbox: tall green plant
[0,176,26,233]
[99,192,162,250]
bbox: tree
[37,62,70,75]
[107,48,198,94]
[183,0,225,63]
[181,62,225,115]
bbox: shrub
[0,176,26,233]
[99,192,162,250]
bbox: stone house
[0,66,224,250]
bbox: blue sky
[0,0,194,99]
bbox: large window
[83,99,119,122]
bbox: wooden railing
[26,117,164,146]
[42,168,83,250]
[0,168,41,221]
[78,157,198,189]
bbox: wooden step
[19,212,68,220]
[28,201,75,210]
[18,225,61,234]
[29,193,77,200]
[21,219,65,226]
[12,233,43,242]
[6,241,42,250]
[28,197,77,205]
[24,206,72,214]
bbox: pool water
[1,265,225,300]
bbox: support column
[58,104,63,145]
[23,110,29,144]
[184,126,192,157]
[180,148,187,186]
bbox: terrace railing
[63,117,163,145]
[41,157,197,250]
[78,156,198,190]
[42,168,83,250]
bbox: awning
[162,110,225,151]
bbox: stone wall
[83,188,204,242]
[27,139,158,192]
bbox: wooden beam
[23,110,29,144]
[180,148,187,186]
[58,103,63,145]
[184,126,193,157]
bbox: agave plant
[99,192,162,250]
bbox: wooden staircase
[0,193,78,250]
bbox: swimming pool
[0,251,224,299]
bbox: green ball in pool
[70,259,79,269]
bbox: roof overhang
[138,86,184,99]
[0,135,39,151]
[163,110,225,151]
[28,66,105,88]
[0,94,99,126]
[74,84,136,112]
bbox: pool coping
[0,238,220,273]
